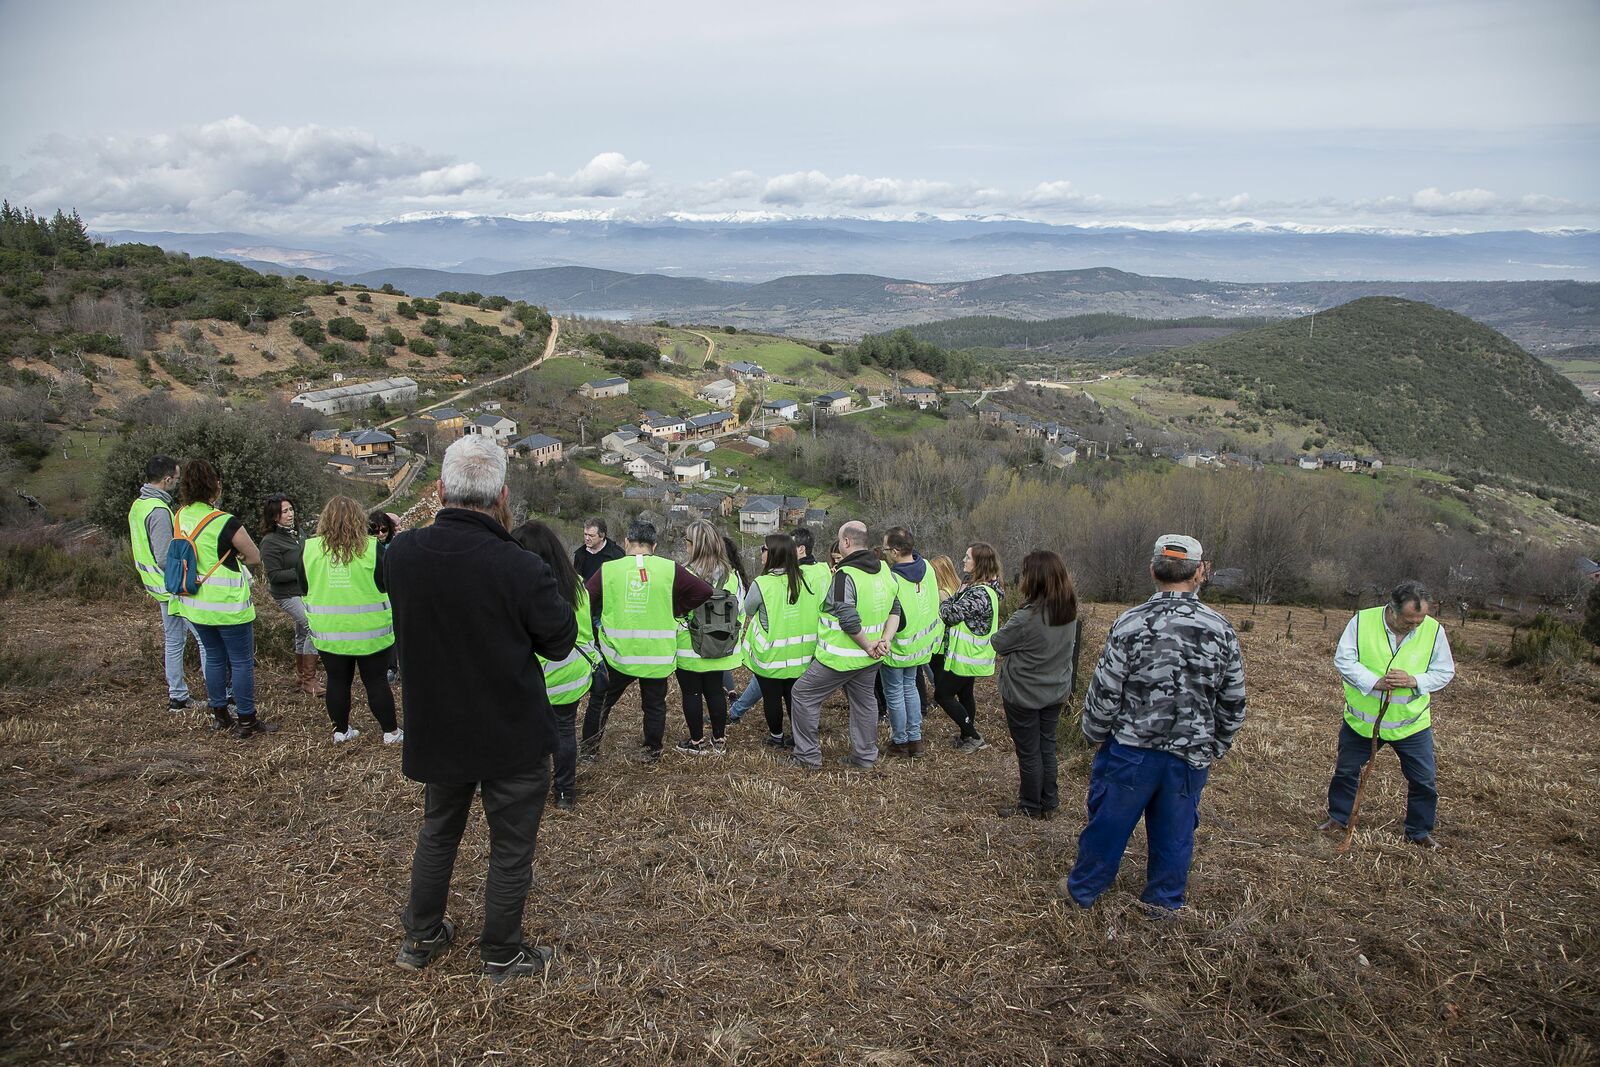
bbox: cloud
[1410,186,1499,213]
[510,152,653,198]
[759,170,999,210]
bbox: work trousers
[756,674,796,736]
[789,659,881,769]
[1326,722,1438,840]
[1003,699,1063,815]
[676,667,728,742]
[1067,739,1210,911]
[271,594,317,656]
[932,655,980,739]
[191,621,255,719]
[584,667,670,753]
[319,649,397,734]
[403,764,551,964]
[157,599,215,702]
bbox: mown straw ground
[0,596,1596,1065]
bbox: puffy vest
[744,571,821,679]
[303,535,393,656]
[815,564,895,672]
[1343,605,1439,740]
[599,554,680,679]
[800,560,832,608]
[945,585,999,677]
[128,495,173,603]
[540,585,597,705]
[676,569,744,672]
[884,566,944,668]
[170,502,254,626]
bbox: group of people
[128,434,1456,981]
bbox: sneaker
[727,712,743,725]
[675,738,710,756]
[481,942,554,984]
[168,696,193,712]
[387,669,400,685]
[957,735,989,754]
[639,746,662,764]
[333,727,361,744]
[764,732,789,748]
[231,717,280,740]
[710,737,727,756]
[786,755,820,772]
[554,791,576,811]
[383,729,404,745]
[996,804,1043,819]
[837,755,876,769]
[395,918,455,970]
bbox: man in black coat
[387,435,576,983]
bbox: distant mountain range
[99,214,1600,288]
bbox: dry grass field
[0,593,1596,1065]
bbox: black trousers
[403,763,551,963]
[756,674,796,736]
[932,654,979,738]
[552,701,578,795]
[582,658,611,739]
[676,667,728,742]
[584,667,670,752]
[1003,699,1062,814]
[319,649,397,733]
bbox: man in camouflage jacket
[1063,534,1247,912]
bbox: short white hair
[440,434,506,509]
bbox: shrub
[1583,583,1600,646]
[1507,614,1588,670]
[327,316,367,342]
[355,292,371,303]
[335,295,347,306]
[0,527,134,602]
[408,338,437,357]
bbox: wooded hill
[1135,298,1600,499]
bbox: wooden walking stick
[1336,691,1391,855]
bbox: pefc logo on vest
[625,562,651,612]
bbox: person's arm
[822,570,864,637]
[1081,627,1129,746]
[372,541,386,594]
[263,535,304,588]
[584,569,603,613]
[1212,630,1248,760]
[991,604,1034,656]
[1412,626,1456,693]
[1332,616,1380,695]
[520,553,576,662]
[230,524,261,566]
[671,565,714,615]
[880,595,902,645]
[146,507,174,562]
[742,580,765,616]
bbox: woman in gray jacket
[992,550,1079,819]
[259,494,323,697]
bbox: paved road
[378,318,561,431]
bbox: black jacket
[259,527,307,598]
[573,538,624,582]
[386,508,577,784]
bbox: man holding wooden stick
[1320,580,1456,850]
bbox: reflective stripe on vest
[814,564,895,672]
[540,588,595,704]
[127,496,173,602]
[1342,606,1438,741]
[884,569,943,668]
[744,572,821,678]
[945,585,999,677]
[171,503,255,625]
[303,535,393,655]
[599,554,680,678]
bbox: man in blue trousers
[1062,534,1247,913]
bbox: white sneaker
[333,727,361,744]
[383,729,404,745]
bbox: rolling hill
[1135,298,1600,497]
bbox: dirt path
[687,329,717,367]
[378,318,560,431]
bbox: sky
[1,0,1597,235]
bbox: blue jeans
[1067,739,1210,911]
[879,664,923,744]
[728,675,761,720]
[191,622,256,720]
[158,599,204,701]
[1327,722,1437,840]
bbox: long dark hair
[178,458,221,507]
[1019,550,1077,626]
[512,519,580,609]
[763,533,807,605]
[261,494,291,536]
[721,533,749,588]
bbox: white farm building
[291,377,418,416]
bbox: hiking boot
[709,737,727,756]
[395,918,455,970]
[957,735,989,754]
[1316,818,1346,833]
[554,791,576,811]
[333,727,361,744]
[908,739,925,757]
[168,696,193,712]
[481,942,554,984]
[887,742,912,758]
[208,706,235,731]
[837,755,876,770]
[639,745,663,764]
[231,716,280,740]
[1408,834,1442,851]
[383,729,404,745]
[675,738,710,756]
[997,804,1043,819]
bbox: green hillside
[1137,297,1600,497]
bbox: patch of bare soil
[0,598,1595,1064]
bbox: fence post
[1285,611,1293,641]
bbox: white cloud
[510,152,653,198]
[759,170,998,210]
[1410,187,1499,213]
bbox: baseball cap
[1153,534,1204,561]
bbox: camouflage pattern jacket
[1081,591,1247,769]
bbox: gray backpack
[688,586,740,660]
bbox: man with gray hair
[1064,533,1246,912]
[787,520,903,770]
[387,434,577,982]
[1320,579,1455,850]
